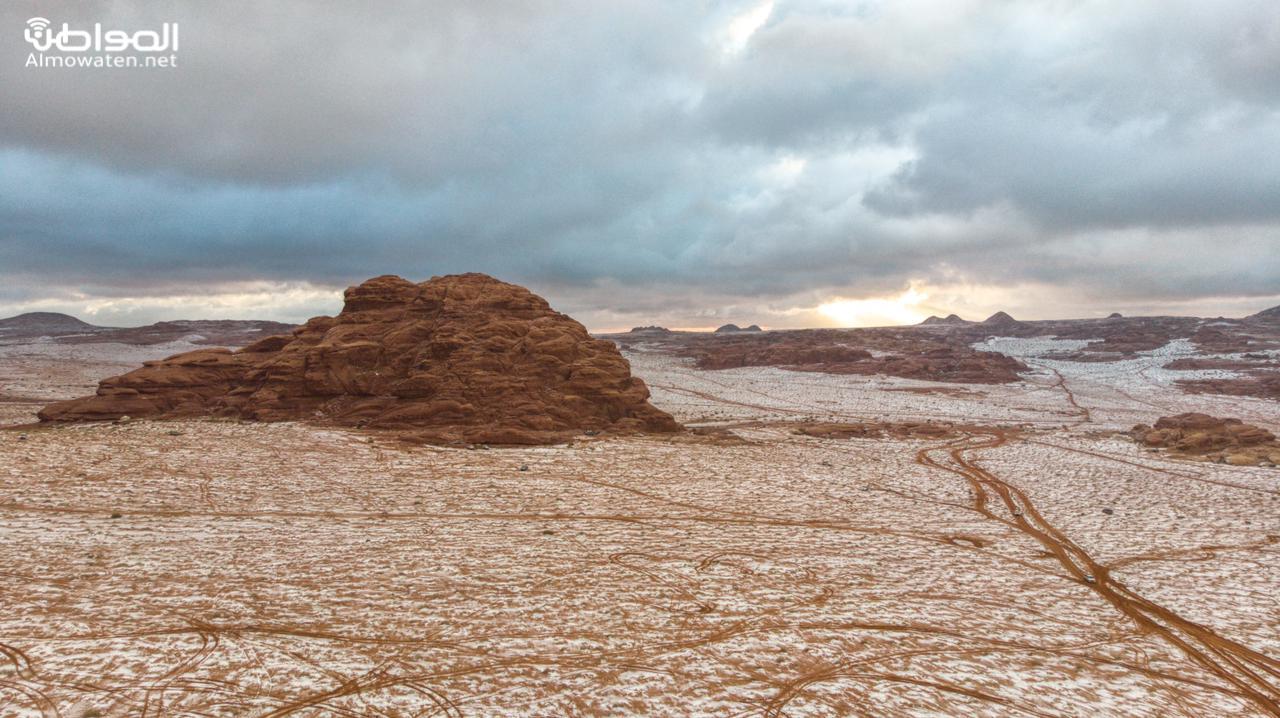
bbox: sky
[2,0,1278,331]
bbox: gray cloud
[1,0,1278,328]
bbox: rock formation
[39,273,680,445]
[1179,374,1280,402]
[714,323,762,333]
[1130,413,1280,466]
[695,342,873,370]
[677,329,1027,383]
[628,326,672,334]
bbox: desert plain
[1,297,1279,717]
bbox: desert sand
[2,305,1279,716]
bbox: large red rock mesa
[39,274,680,444]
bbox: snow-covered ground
[0,340,1277,716]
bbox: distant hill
[982,311,1022,326]
[62,320,298,346]
[0,312,103,337]
[715,323,762,333]
[1247,304,1280,323]
[0,312,295,346]
[920,314,967,326]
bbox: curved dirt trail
[917,429,1280,717]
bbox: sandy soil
[1,337,1278,716]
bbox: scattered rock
[1179,374,1280,402]
[110,512,122,519]
[796,421,962,440]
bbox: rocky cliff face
[39,273,679,444]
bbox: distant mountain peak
[982,311,1019,325]
[921,314,968,325]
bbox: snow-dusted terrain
[0,336,1277,716]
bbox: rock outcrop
[714,324,762,333]
[678,330,1027,383]
[39,273,680,444]
[695,342,873,370]
[1179,374,1280,402]
[1130,413,1280,466]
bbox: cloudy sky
[2,0,1278,330]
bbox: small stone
[1225,454,1258,466]
[115,415,131,424]
[166,430,183,437]
[518,465,529,472]
[110,512,122,519]
[17,434,27,441]
[1102,508,1114,515]
[541,529,555,536]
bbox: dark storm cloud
[1,0,1278,326]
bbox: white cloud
[721,1,774,56]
